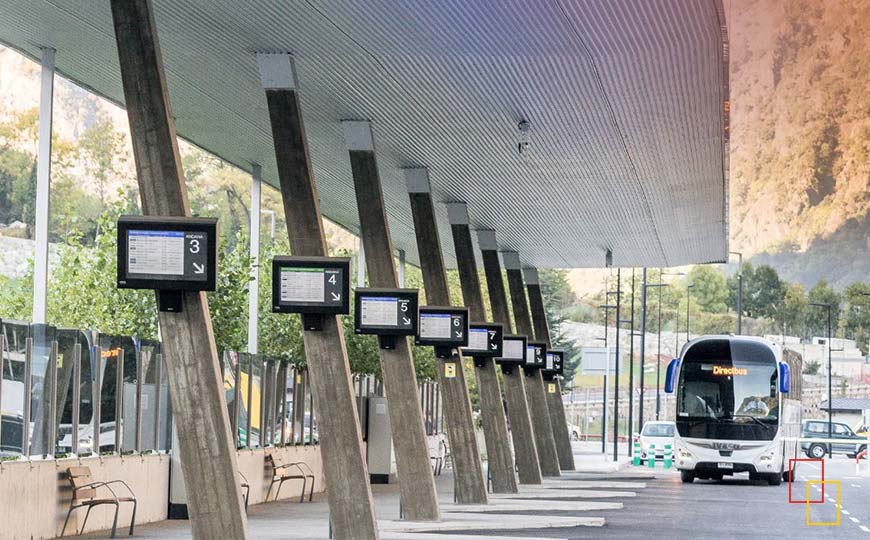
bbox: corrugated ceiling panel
[0,0,728,269]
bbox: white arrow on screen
[403,317,411,325]
[193,263,205,274]
[331,292,341,301]
[455,331,463,338]
[491,343,498,350]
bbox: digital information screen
[497,335,527,365]
[127,230,208,281]
[272,257,350,314]
[462,323,503,357]
[545,350,565,376]
[525,343,546,368]
[354,288,418,336]
[117,216,217,291]
[415,307,469,347]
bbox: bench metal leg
[110,501,119,538]
[299,477,306,504]
[79,505,94,536]
[307,475,315,502]
[62,505,77,537]
[129,500,137,536]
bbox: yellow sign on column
[547,383,557,394]
[444,362,457,378]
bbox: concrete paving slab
[541,479,647,489]
[441,500,624,513]
[381,534,568,540]
[490,488,636,499]
[380,513,605,532]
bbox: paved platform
[72,447,644,540]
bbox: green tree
[686,265,728,313]
[207,231,254,354]
[806,279,841,338]
[45,204,157,337]
[843,282,870,354]
[780,282,808,338]
[730,263,784,320]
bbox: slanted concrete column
[478,231,542,485]
[109,2,247,538]
[258,54,378,540]
[503,253,561,477]
[525,268,575,471]
[405,169,487,505]
[32,47,54,325]
[343,121,440,521]
[447,204,517,494]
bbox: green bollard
[648,444,656,468]
[664,444,673,469]
[633,441,641,466]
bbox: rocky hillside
[728,0,870,289]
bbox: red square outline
[788,458,824,504]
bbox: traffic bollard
[648,444,656,468]
[633,441,641,466]
[663,444,672,469]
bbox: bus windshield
[676,339,779,441]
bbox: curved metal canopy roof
[0,0,729,269]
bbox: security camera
[518,120,531,155]
[605,248,613,268]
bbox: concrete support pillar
[343,120,440,521]
[109,2,248,538]
[446,203,517,494]
[477,231,542,485]
[524,268,575,471]
[405,169,487,505]
[32,47,55,324]
[257,54,378,539]
[503,253,561,477]
[247,164,262,354]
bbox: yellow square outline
[805,480,840,526]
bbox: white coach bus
[665,335,801,485]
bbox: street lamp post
[730,251,743,334]
[648,280,670,420]
[809,302,833,449]
[600,291,619,455]
[686,284,696,343]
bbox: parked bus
[665,335,801,485]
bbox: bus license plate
[717,462,733,469]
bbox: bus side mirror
[665,359,679,394]
[779,363,790,394]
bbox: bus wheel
[680,470,694,483]
[782,469,792,482]
[767,473,782,486]
[808,444,826,459]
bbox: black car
[801,420,867,459]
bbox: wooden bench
[62,466,137,538]
[265,454,315,503]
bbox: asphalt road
[454,456,870,539]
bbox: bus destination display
[462,323,503,357]
[526,342,546,368]
[496,335,527,365]
[117,216,217,291]
[354,288,418,336]
[272,256,350,314]
[415,307,469,347]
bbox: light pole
[730,251,743,334]
[809,302,833,449]
[599,293,618,455]
[686,284,696,343]
[647,279,670,420]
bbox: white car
[638,421,675,462]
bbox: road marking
[843,510,851,515]
[861,525,870,532]
[805,463,821,470]
[851,484,862,488]
[851,517,860,523]
[828,497,837,503]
